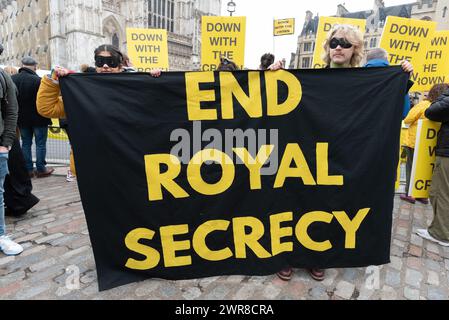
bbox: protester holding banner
[418,87,449,246]
[402,84,449,205]
[274,25,413,282]
[276,24,365,282]
[36,44,161,173]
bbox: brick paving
[1,173,448,300]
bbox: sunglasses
[329,37,353,49]
[95,56,120,68]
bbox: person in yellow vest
[401,83,449,204]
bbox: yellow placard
[411,30,449,92]
[201,16,246,71]
[274,18,295,36]
[396,123,408,190]
[409,119,441,198]
[126,28,169,71]
[380,16,436,71]
[48,118,68,141]
[312,16,366,69]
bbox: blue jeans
[0,152,9,236]
[20,126,49,173]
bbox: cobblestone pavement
[1,174,449,300]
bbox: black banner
[60,67,408,291]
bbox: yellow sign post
[201,16,246,71]
[409,119,441,198]
[312,16,366,69]
[126,28,169,71]
[274,18,295,36]
[380,16,436,76]
[411,30,449,92]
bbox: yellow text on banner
[312,16,366,69]
[380,16,436,69]
[201,16,246,71]
[411,30,449,92]
[126,28,169,71]
[409,119,441,198]
[274,18,295,36]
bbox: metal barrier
[28,126,71,165]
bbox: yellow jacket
[36,75,77,175]
[36,75,65,119]
[404,100,431,148]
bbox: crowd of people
[0,24,448,286]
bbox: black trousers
[4,137,40,216]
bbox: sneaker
[416,229,449,247]
[28,171,35,178]
[400,194,416,204]
[36,167,55,178]
[0,235,24,255]
[276,267,293,281]
[66,170,76,182]
[416,198,429,205]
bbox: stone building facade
[0,0,51,69]
[292,0,449,69]
[0,0,221,71]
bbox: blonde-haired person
[272,24,413,282]
[322,24,364,68]
[269,24,412,71]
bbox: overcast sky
[220,0,415,68]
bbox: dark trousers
[429,156,449,242]
[4,137,40,216]
[20,126,49,173]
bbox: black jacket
[12,67,51,127]
[425,89,449,157]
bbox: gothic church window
[103,17,122,49]
[148,0,174,32]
